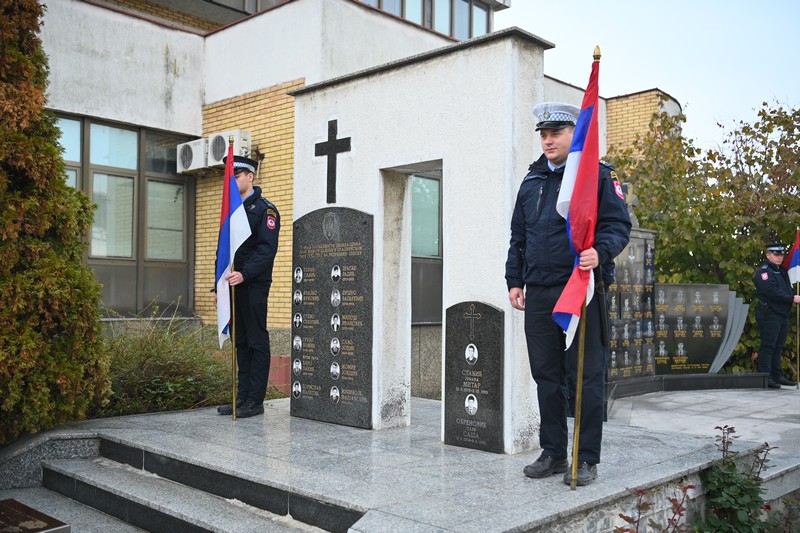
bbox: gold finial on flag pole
[593,46,601,61]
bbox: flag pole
[570,299,589,490]
[567,44,602,491]
[229,134,238,421]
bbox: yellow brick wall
[607,90,665,153]
[196,79,305,331]
[100,0,221,32]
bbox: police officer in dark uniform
[506,102,631,486]
[216,155,280,418]
[754,239,800,389]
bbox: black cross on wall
[314,119,351,204]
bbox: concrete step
[42,457,322,533]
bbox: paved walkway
[2,386,799,532]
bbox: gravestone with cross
[444,301,504,453]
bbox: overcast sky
[494,1,800,150]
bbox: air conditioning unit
[206,130,251,168]
[176,139,207,173]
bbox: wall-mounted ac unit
[176,139,207,173]
[206,130,251,168]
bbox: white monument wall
[294,30,552,451]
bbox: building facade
[40,0,678,399]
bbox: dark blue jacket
[234,186,280,286]
[505,154,631,289]
[754,259,793,318]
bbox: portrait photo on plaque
[293,358,302,376]
[294,290,303,306]
[293,335,302,352]
[331,313,340,331]
[331,264,341,283]
[294,267,303,284]
[330,386,340,404]
[292,381,302,398]
[465,394,478,416]
[465,343,478,365]
[330,337,340,356]
[330,361,340,380]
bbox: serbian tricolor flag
[784,230,800,286]
[552,53,601,349]
[215,144,252,348]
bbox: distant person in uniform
[754,238,800,388]
[506,102,631,487]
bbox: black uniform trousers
[233,282,272,404]
[524,284,607,465]
[755,307,789,380]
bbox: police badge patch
[267,216,276,229]
[761,272,769,281]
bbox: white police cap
[533,102,580,131]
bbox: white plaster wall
[41,0,204,135]
[544,76,609,156]
[294,33,546,451]
[205,0,452,105]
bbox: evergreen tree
[0,0,109,444]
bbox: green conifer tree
[0,0,109,444]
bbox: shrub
[0,1,109,445]
[95,309,230,417]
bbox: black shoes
[236,400,264,418]
[776,376,797,386]
[767,380,782,389]
[563,462,597,486]
[217,398,245,415]
[523,455,568,478]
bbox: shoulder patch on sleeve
[761,271,769,281]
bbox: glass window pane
[90,123,138,170]
[454,0,469,40]
[363,0,378,5]
[65,168,78,188]
[411,176,440,257]
[472,2,488,37]
[92,172,134,258]
[405,0,423,24]
[57,117,81,162]
[147,181,184,261]
[434,0,450,35]
[146,130,184,175]
[383,0,401,15]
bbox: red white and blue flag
[784,230,800,286]
[216,144,252,348]
[552,55,601,349]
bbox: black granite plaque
[608,230,657,381]
[0,499,69,532]
[290,208,373,428]
[653,283,729,375]
[444,302,504,453]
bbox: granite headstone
[444,302,504,453]
[290,207,373,428]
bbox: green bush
[0,1,109,445]
[95,312,230,417]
